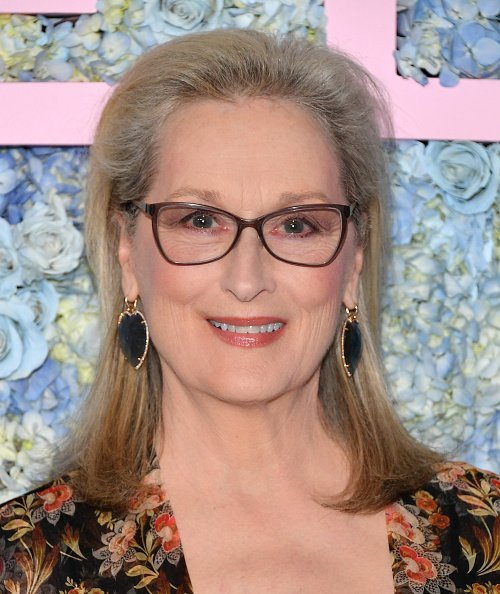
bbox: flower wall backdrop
[0,0,325,83]
[0,1,499,502]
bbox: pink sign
[0,0,498,144]
[325,0,500,141]
[0,0,96,13]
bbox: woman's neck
[155,370,349,498]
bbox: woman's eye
[280,217,316,235]
[176,210,220,230]
[190,213,215,229]
[283,219,307,234]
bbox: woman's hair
[65,29,441,512]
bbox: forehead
[149,98,344,210]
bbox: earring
[340,306,362,378]
[117,298,149,370]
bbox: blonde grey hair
[69,29,440,512]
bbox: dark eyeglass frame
[134,201,354,267]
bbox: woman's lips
[207,317,286,347]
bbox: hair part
[62,29,441,513]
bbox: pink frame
[0,0,95,13]
[0,0,498,144]
[325,0,500,141]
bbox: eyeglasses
[134,201,353,267]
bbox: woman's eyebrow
[166,188,222,204]
[165,189,332,208]
[278,191,331,207]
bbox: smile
[209,320,284,334]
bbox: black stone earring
[117,298,149,370]
[341,306,362,378]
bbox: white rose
[144,0,223,36]
[15,195,84,281]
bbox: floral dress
[0,461,498,594]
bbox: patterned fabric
[0,462,498,593]
[388,463,499,594]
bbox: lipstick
[207,317,286,348]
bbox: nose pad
[220,228,276,302]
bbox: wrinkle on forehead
[149,97,345,217]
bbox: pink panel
[0,1,498,144]
[325,0,500,141]
[0,0,100,144]
[0,0,96,13]
[0,83,110,145]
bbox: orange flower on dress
[435,463,466,486]
[429,513,450,530]
[107,519,137,561]
[38,484,73,513]
[154,512,181,553]
[33,483,76,525]
[0,504,13,520]
[400,545,437,584]
[93,516,137,577]
[414,490,437,513]
[127,484,167,514]
[492,585,500,594]
[473,585,488,594]
[394,544,456,593]
[386,503,425,544]
[128,468,168,513]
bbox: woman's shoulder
[405,460,499,503]
[387,461,499,593]
[406,460,499,519]
[0,474,191,593]
[0,476,105,539]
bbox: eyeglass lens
[155,205,344,265]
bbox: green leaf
[126,565,157,578]
[135,574,157,589]
[3,519,32,531]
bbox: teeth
[209,320,284,334]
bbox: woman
[1,30,498,594]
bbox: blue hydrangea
[8,358,80,436]
[397,0,500,85]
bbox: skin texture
[118,99,393,594]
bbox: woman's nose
[219,228,276,302]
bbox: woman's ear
[117,215,139,301]
[342,244,363,309]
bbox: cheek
[137,265,199,321]
[298,257,348,313]
[129,219,193,308]
[132,249,236,368]
[291,265,346,345]
[136,266,203,366]
[129,236,202,346]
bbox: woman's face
[119,98,363,404]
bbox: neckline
[133,464,400,593]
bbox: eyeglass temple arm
[132,201,153,216]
